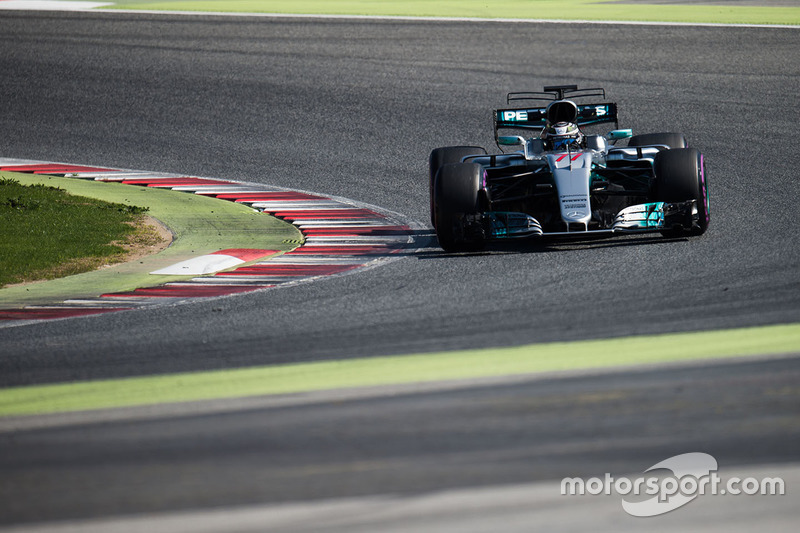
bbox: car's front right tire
[429,146,486,226]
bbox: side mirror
[498,135,526,146]
[607,129,633,141]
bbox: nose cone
[547,152,593,227]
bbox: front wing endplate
[612,201,697,232]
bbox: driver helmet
[542,121,583,150]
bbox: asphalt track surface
[0,11,799,530]
[1,12,799,385]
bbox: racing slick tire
[429,146,486,226]
[653,147,709,237]
[628,132,687,149]
[434,162,485,252]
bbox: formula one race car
[429,85,709,251]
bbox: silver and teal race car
[429,85,709,252]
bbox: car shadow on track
[410,229,694,259]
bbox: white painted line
[180,188,284,195]
[78,173,157,179]
[304,236,410,243]
[265,257,367,265]
[76,297,165,305]
[294,220,387,227]
[108,175,195,181]
[188,277,290,284]
[91,173,184,181]
[169,187,269,193]
[30,304,116,310]
[39,299,158,307]
[251,202,349,209]
[262,207,366,212]
[0,157,46,165]
[0,1,112,10]
[297,221,398,227]
[62,300,142,307]
[299,241,392,247]
[162,282,259,288]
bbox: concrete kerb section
[0,158,417,322]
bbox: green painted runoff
[106,0,800,25]
[1,323,798,416]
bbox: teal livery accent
[640,202,666,228]
[613,202,667,230]
[607,129,633,141]
[486,212,543,238]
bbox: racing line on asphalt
[0,158,417,322]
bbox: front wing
[483,201,699,239]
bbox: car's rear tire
[653,147,709,237]
[429,146,486,226]
[628,132,687,149]
[434,162,485,252]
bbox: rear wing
[494,102,619,132]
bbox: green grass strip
[0,177,149,286]
[0,172,302,307]
[1,322,798,416]
[106,0,800,26]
